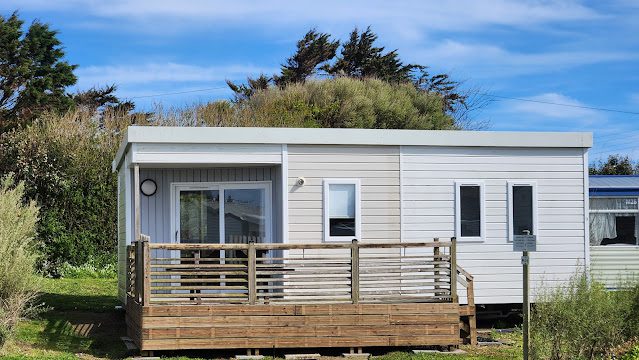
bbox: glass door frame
[170,181,273,248]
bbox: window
[589,197,639,246]
[323,179,361,242]
[455,181,485,241]
[508,182,537,242]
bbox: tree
[226,74,271,102]
[273,29,339,86]
[0,12,77,131]
[227,27,477,128]
[590,154,639,175]
[73,84,135,114]
[326,27,417,83]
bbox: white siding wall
[402,146,587,304]
[591,246,639,288]
[117,169,127,303]
[287,145,400,244]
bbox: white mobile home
[113,126,592,306]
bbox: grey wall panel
[138,166,279,244]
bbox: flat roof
[114,126,593,170]
[590,175,639,188]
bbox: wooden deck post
[248,239,257,305]
[467,276,477,345]
[450,237,458,303]
[433,238,440,291]
[351,239,360,304]
[133,164,141,243]
[140,234,151,306]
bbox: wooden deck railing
[126,235,471,307]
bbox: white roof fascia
[112,126,593,171]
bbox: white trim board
[113,127,593,170]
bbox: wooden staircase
[457,266,478,345]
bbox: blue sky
[2,0,638,162]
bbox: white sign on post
[513,234,537,252]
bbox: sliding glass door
[175,182,271,248]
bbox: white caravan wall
[287,145,401,244]
[401,146,587,304]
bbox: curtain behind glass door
[224,188,266,261]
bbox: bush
[194,77,455,129]
[58,256,116,279]
[531,272,639,360]
[622,346,639,360]
[0,175,41,348]
[0,112,120,275]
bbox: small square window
[324,180,361,242]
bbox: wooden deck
[126,237,476,353]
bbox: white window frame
[323,179,362,242]
[507,181,538,243]
[455,180,485,242]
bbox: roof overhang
[112,126,593,171]
[590,188,639,197]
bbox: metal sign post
[514,233,536,360]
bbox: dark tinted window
[460,185,481,237]
[512,185,534,235]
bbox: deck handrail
[147,241,454,250]
[456,263,477,345]
[127,235,463,307]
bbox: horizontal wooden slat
[149,241,452,251]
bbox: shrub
[58,256,117,279]
[531,272,635,360]
[0,175,41,348]
[622,346,639,360]
[0,112,120,275]
[194,77,455,129]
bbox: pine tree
[0,12,77,131]
[226,74,272,102]
[274,29,339,86]
[326,27,417,83]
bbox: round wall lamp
[140,179,157,196]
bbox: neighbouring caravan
[589,175,639,288]
[113,126,591,352]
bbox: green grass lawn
[3,278,128,359]
[2,278,523,359]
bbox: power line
[128,86,229,99]
[481,94,639,116]
[591,145,639,156]
[121,85,639,124]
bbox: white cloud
[4,0,601,37]
[412,40,636,78]
[504,93,603,121]
[74,62,278,89]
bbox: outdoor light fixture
[140,179,157,196]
